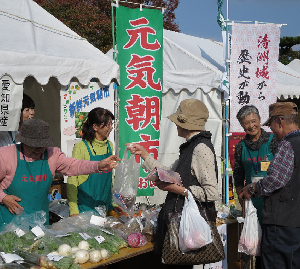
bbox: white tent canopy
[287,59,300,74]
[0,0,120,147]
[0,0,119,86]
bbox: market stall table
[81,242,156,269]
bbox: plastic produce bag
[179,192,212,253]
[238,199,262,256]
[113,148,140,214]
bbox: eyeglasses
[104,122,114,128]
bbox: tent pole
[225,6,230,204]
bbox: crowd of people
[0,92,299,268]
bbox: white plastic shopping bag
[238,199,262,256]
[179,192,212,253]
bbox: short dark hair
[22,94,35,111]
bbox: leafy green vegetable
[0,231,23,253]
[52,257,75,269]
[59,232,83,247]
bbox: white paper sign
[31,226,45,239]
[0,253,23,263]
[47,254,65,261]
[79,232,91,240]
[95,235,105,244]
[60,82,115,157]
[0,75,23,131]
[90,215,107,226]
[14,228,25,237]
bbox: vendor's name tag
[261,161,270,171]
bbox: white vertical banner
[60,82,115,158]
[230,23,280,132]
[0,75,23,131]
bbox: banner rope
[110,0,166,12]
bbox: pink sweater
[0,145,100,202]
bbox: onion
[78,240,90,250]
[74,249,90,264]
[58,244,72,256]
[89,250,102,263]
[100,248,110,260]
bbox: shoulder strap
[82,140,93,156]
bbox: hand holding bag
[179,191,212,253]
[161,188,225,265]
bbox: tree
[33,0,180,53]
[279,36,300,65]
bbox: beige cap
[167,99,209,131]
[263,102,298,126]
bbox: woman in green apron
[233,105,279,269]
[0,119,119,229]
[67,107,115,217]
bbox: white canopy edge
[277,61,300,99]
[0,0,119,86]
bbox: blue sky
[175,0,300,42]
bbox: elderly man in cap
[126,99,223,267]
[239,102,300,269]
[0,119,119,228]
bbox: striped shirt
[257,130,299,196]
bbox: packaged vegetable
[127,232,148,248]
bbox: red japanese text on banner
[116,5,163,196]
[230,24,280,132]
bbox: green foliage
[279,36,300,65]
[33,0,180,53]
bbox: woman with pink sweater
[0,119,119,228]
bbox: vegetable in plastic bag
[112,148,140,214]
[89,250,102,263]
[178,192,212,253]
[238,199,262,256]
[127,232,148,248]
[58,244,72,256]
[74,249,89,264]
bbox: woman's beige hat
[167,99,209,131]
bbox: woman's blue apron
[0,144,53,227]
[242,134,274,224]
[77,140,113,213]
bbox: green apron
[242,134,274,224]
[78,140,113,213]
[0,144,53,227]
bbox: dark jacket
[154,131,218,254]
[263,132,300,227]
